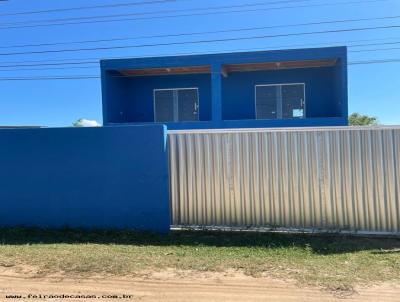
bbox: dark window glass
[256,84,305,119]
[282,84,304,119]
[154,88,199,122]
[178,89,199,121]
[255,86,278,119]
[154,90,174,122]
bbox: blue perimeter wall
[0,125,170,233]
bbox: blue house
[101,47,348,130]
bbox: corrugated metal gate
[168,127,400,235]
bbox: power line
[350,46,400,52]
[350,58,400,64]
[0,0,387,30]
[1,57,400,81]
[0,75,99,81]
[0,0,179,17]
[0,65,100,72]
[2,35,400,69]
[1,14,400,50]
[2,42,400,72]
[0,0,313,26]
[0,61,98,68]
[347,40,400,48]
[0,23,400,57]
[0,0,314,23]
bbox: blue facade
[0,125,170,233]
[101,47,348,129]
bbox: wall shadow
[0,227,399,255]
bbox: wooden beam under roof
[223,59,338,73]
[116,59,338,77]
[118,65,211,77]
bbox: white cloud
[73,119,101,127]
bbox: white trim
[153,87,199,122]
[154,87,199,91]
[255,83,306,120]
[256,83,305,87]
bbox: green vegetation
[72,118,100,127]
[348,112,379,126]
[0,228,399,290]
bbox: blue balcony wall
[334,57,348,118]
[102,70,131,123]
[126,73,212,123]
[221,66,340,120]
[104,67,342,125]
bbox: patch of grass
[0,228,400,289]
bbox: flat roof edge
[100,46,347,67]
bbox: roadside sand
[0,268,399,302]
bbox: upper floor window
[154,88,199,122]
[255,83,305,120]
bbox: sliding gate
[168,127,400,235]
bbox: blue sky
[0,0,399,126]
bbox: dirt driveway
[0,270,399,302]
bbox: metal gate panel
[168,127,400,234]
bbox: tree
[72,118,100,127]
[348,113,378,126]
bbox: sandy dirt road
[0,270,399,302]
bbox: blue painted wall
[0,125,170,233]
[113,117,347,130]
[101,47,348,129]
[221,67,339,120]
[102,70,131,123]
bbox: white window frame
[255,83,306,120]
[153,87,199,122]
